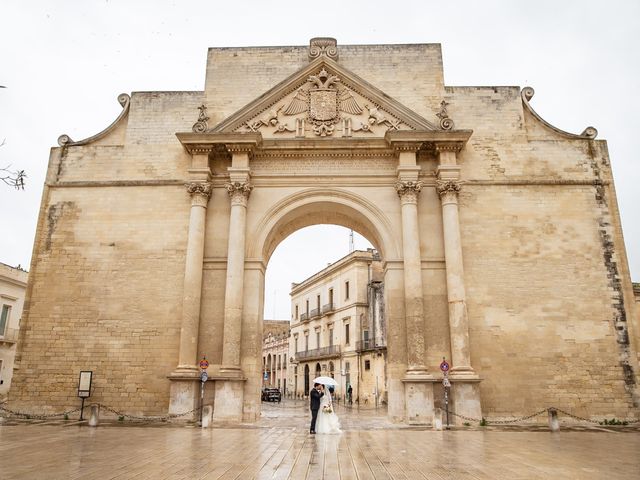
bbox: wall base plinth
[450,377,482,425]
[402,375,437,425]
[167,375,199,419]
[213,378,246,422]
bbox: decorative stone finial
[436,100,454,130]
[309,37,338,61]
[192,104,209,133]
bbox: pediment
[209,56,440,140]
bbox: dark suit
[309,388,323,432]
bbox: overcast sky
[1,1,638,320]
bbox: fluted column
[220,180,253,375]
[175,181,212,371]
[395,180,428,375]
[436,144,475,377]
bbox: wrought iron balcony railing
[356,338,386,352]
[309,308,320,318]
[322,303,334,314]
[295,345,341,361]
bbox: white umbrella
[313,376,338,386]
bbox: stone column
[220,180,252,374]
[395,180,428,375]
[393,143,435,425]
[214,146,253,422]
[168,178,212,415]
[436,143,481,423]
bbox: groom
[309,383,323,434]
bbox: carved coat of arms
[283,68,362,136]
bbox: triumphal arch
[10,39,639,424]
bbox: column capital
[225,181,253,206]
[186,181,213,206]
[436,179,462,201]
[395,180,424,204]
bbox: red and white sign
[199,358,209,370]
[439,360,450,372]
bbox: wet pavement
[0,399,638,479]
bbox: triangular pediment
[210,56,439,139]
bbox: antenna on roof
[349,229,354,253]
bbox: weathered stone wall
[9,41,638,420]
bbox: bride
[315,384,342,434]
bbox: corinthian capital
[436,180,461,199]
[395,180,423,204]
[186,182,212,206]
[225,181,253,206]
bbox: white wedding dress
[315,390,342,434]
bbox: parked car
[261,387,282,402]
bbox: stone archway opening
[252,194,395,415]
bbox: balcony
[0,328,19,345]
[356,338,386,352]
[300,312,309,322]
[309,308,320,318]
[321,303,334,314]
[295,345,341,361]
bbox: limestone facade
[0,263,28,399]
[8,38,639,425]
[288,250,387,406]
[262,320,289,391]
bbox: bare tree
[0,139,26,190]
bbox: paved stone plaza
[1,401,638,479]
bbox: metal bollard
[88,404,100,427]
[548,408,560,432]
[201,405,213,428]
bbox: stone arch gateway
[9,38,639,425]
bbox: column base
[448,366,477,380]
[219,365,244,378]
[450,377,482,425]
[402,375,437,425]
[213,378,246,422]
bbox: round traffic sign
[200,371,208,382]
[440,360,450,372]
[199,358,209,369]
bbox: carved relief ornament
[225,181,253,206]
[239,68,405,138]
[186,182,213,207]
[395,180,424,204]
[436,180,462,199]
[308,37,338,61]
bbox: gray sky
[1,1,638,320]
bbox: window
[0,305,10,336]
[316,330,320,348]
[345,324,350,345]
[305,333,309,351]
[294,336,298,353]
[345,281,350,300]
[295,304,299,320]
[316,294,321,311]
[329,288,334,307]
[365,360,371,370]
[329,328,333,347]
[306,300,309,317]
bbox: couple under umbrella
[309,376,342,434]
